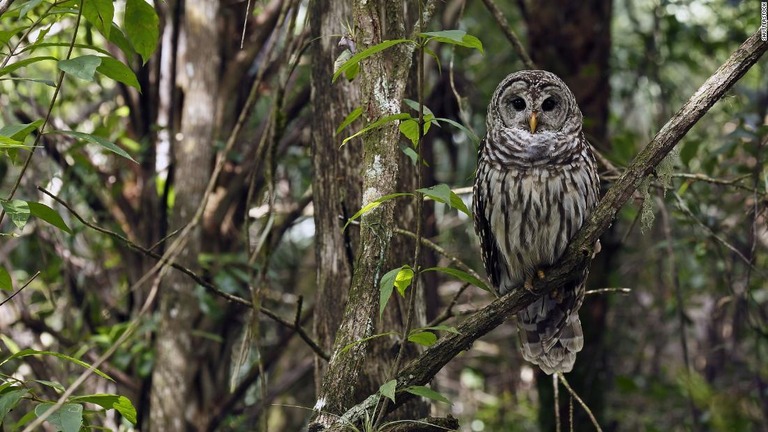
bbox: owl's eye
[541,97,557,112]
[510,97,526,111]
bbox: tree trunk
[524,1,613,430]
[309,0,362,392]
[309,1,430,429]
[149,0,221,430]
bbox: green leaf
[82,0,114,38]
[0,120,44,141]
[400,143,419,166]
[0,389,28,423]
[48,130,136,162]
[335,107,363,135]
[11,409,36,430]
[407,331,437,346]
[33,380,65,393]
[341,113,412,146]
[343,192,412,230]
[398,118,432,147]
[332,39,412,83]
[107,24,136,60]
[403,99,435,117]
[418,184,451,205]
[422,266,491,293]
[394,266,414,297]
[420,30,467,43]
[18,42,112,57]
[405,385,451,404]
[379,380,397,403]
[0,349,114,381]
[28,201,72,234]
[124,0,160,64]
[344,62,359,81]
[58,55,102,81]
[417,184,471,217]
[96,56,140,90]
[434,117,480,145]
[70,394,137,424]
[0,56,58,78]
[420,30,484,54]
[19,0,43,19]
[0,77,56,86]
[0,136,25,149]
[0,199,30,230]
[379,268,397,317]
[379,265,415,316]
[34,403,83,432]
[424,46,441,74]
[0,334,20,354]
[0,266,11,291]
[0,26,28,45]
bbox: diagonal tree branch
[331,28,768,428]
[0,0,16,18]
[479,0,535,69]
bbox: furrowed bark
[308,0,419,429]
[310,0,362,393]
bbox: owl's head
[488,70,582,135]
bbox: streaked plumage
[473,70,599,374]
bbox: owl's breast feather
[493,129,573,167]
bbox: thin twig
[557,373,602,432]
[0,3,81,225]
[447,0,476,140]
[584,287,632,296]
[23,261,163,432]
[479,0,535,69]
[427,282,471,327]
[672,192,768,278]
[39,186,330,360]
[393,227,484,283]
[673,173,762,194]
[39,187,251,307]
[590,145,623,177]
[0,271,40,307]
[0,0,16,18]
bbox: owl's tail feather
[517,297,584,375]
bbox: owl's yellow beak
[529,111,538,133]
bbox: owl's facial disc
[496,81,570,134]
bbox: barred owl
[473,70,600,374]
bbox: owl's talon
[523,276,534,292]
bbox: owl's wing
[473,142,506,293]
